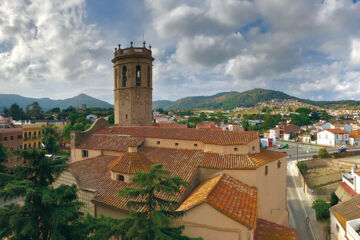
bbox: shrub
[312,199,330,220]
[330,192,339,206]
[312,155,318,159]
[297,162,308,174]
[318,148,330,158]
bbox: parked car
[338,146,347,152]
[278,144,285,149]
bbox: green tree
[117,164,202,240]
[26,101,43,119]
[0,143,7,173]
[297,162,308,174]
[330,192,339,206]
[47,107,61,114]
[312,199,330,220]
[199,112,207,122]
[318,148,330,158]
[108,112,114,125]
[7,103,27,120]
[241,119,250,131]
[0,149,96,239]
[295,107,311,115]
[42,125,60,154]
[62,124,73,142]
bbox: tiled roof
[339,181,359,197]
[279,124,301,134]
[254,218,298,240]
[350,130,360,139]
[155,122,188,128]
[330,195,360,230]
[323,129,348,134]
[109,152,153,174]
[177,174,258,228]
[70,147,285,211]
[94,126,258,145]
[77,135,144,152]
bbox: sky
[0,0,360,103]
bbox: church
[54,43,297,240]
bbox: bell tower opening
[112,42,154,126]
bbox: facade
[54,43,297,240]
[317,129,349,146]
[0,119,23,169]
[22,124,42,150]
[336,168,360,202]
[113,42,154,126]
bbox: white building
[86,114,98,122]
[330,195,360,240]
[316,129,349,146]
[315,121,332,131]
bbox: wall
[72,149,101,163]
[22,125,42,149]
[180,203,253,240]
[144,138,204,151]
[0,129,22,151]
[330,211,346,240]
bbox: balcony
[347,219,360,240]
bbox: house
[220,124,244,132]
[330,195,360,240]
[349,130,360,147]
[335,168,360,202]
[86,114,98,122]
[315,121,332,131]
[298,132,311,144]
[316,129,349,146]
[54,43,297,240]
[277,124,301,141]
[332,123,352,132]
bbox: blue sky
[0,0,360,103]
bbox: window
[175,143,179,146]
[136,65,141,86]
[24,144,27,149]
[10,136,14,140]
[38,142,41,149]
[147,65,151,87]
[194,143,198,147]
[38,131,41,137]
[277,160,281,169]
[265,166,268,175]
[122,66,127,87]
[4,137,7,141]
[117,175,125,181]
[82,150,89,158]
[24,132,27,140]
[29,132,31,138]
[252,146,255,151]
[114,68,118,88]
[336,224,339,232]
[234,147,238,151]
[157,141,160,145]
[126,114,128,120]
[18,135,22,139]
[33,143,36,148]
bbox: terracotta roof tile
[339,182,359,197]
[178,174,258,228]
[323,129,348,134]
[94,126,258,145]
[255,218,298,240]
[330,195,360,230]
[110,152,153,174]
[77,135,144,152]
[155,122,188,128]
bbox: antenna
[142,32,145,43]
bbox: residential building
[86,114,98,122]
[317,129,349,146]
[332,123,352,132]
[22,124,42,150]
[220,124,244,131]
[350,130,360,147]
[335,168,360,202]
[330,195,360,240]
[298,132,311,144]
[0,119,23,169]
[315,121,332,131]
[54,43,297,240]
[277,124,301,140]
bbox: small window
[194,143,198,147]
[10,136,14,140]
[18,135,22,139]
[33,143,36,148]
[24,144,27,149]
[126,114,128,120]
[82,150,89,158]
[122,66,127,87]
[252,146,255,151]
[136,65,141,86]
[117,175,125,181]
[4,137,7,141]
[157,141,160,145]
[265,166,268,175]
[175,143,179,146]
[234,147,238,151]
[277,160,281,169]
[38,142,41,149]
[336,224,339,232]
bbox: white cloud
[350,39,360,66]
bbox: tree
[117,164,202,240]
[330,192,339,206]
[7,103,27,120]
[241,119,250,131]
[108,112,114,125]
[62,124,73,142]
[0,143,7,173]
[318,148,330,158]
[26,101,43,119]
[312,199,330,220]
[295,107,311,115]
[297,162,308,174]
[47,107,61,113]
[0,149,96,239]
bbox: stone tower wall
[113,45,154,126]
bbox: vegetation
[0,143,7,173]
[0,149,100,239]
[297,162,308,174]
[318,148,330,158]
[312,199,330,220]
[330,192,339,206]
[102,164,202,240]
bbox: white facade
[342,168,360,195]
[269,129,279,140]
[350,138,360,147]
[331,211,347,240]
[346,219,360,240]
[317,130,349,146]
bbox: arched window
[136,65,141,86]
[147,65,150,87]
[122,66,127,87]
[114,68,118,88]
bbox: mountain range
[153,88,360,110]
[0,93,113,111]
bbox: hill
[152,100,174,110]
[0,93,113,111]
[156,88,360,110]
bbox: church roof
[109,152,153,174]
[94,126,258,145]
[177,174,258,228]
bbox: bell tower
[112,41,154,126]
